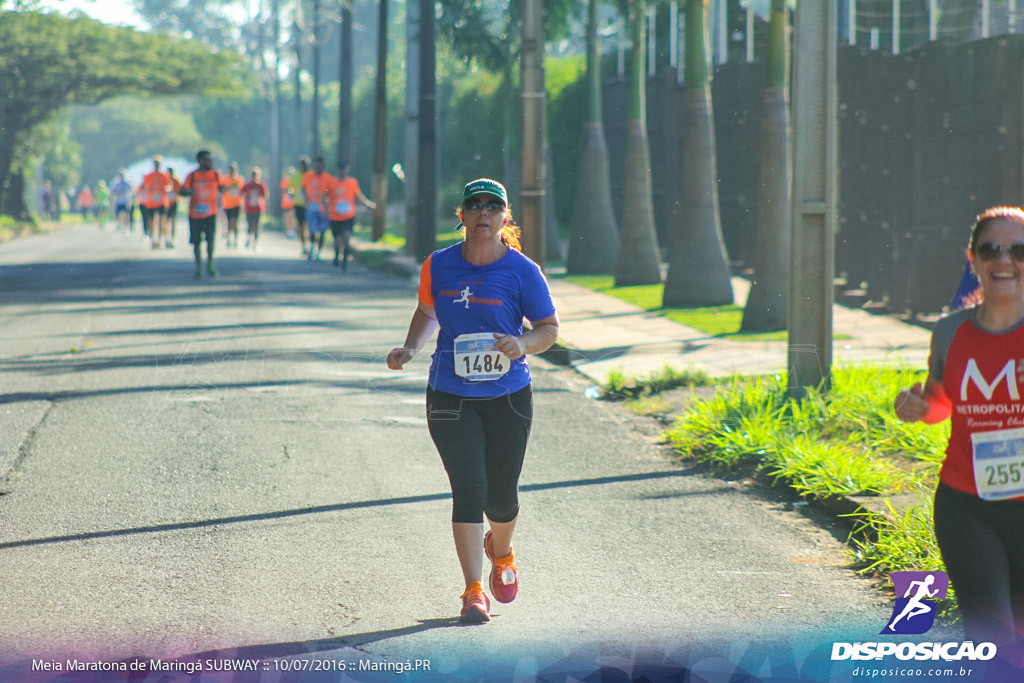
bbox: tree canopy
[0,10,246,217]
[438,0,581,75]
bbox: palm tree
[415,0,437,261]
[371,0,389,241]
[615,0,663,286]
[337,2,354,164]
[404,0,420,256]
[520,0,546,265]
[662,0,733,307]
[312,0,322,155]
[566,0,620,274]
[741,0,790,331]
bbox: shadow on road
[181,618,462,664]
[0,470,718,551]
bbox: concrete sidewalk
[546,274,931,386]
[359,240,931,387]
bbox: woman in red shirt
[241,167,269,252]
[896,206,1024,650]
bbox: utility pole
[787,0,838,397]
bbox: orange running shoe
[484,531,519,604]
[459,581,491,624]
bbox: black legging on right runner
[934,481,1024,645]
[426,384,532,524]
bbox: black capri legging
[934,481,1024,645]
[426,384,533,524]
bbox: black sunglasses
[463,198,506,213]
[975,241,1024,262]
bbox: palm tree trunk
[415,0,437,261]
[338,5,354,164]
[293,16,304,158]
[270,0,282,219]
[520,0,545,265]
[372,0,389,241]
[311,0,321,156]
[741,0,790,331]
[662,0,733,307]
[616,0,663,286]
[566,0,619,274]
[404,0,419,256]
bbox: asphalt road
[0,224,894,680]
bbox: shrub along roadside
[602,363,957,616]
[602,363,713,400]
[0,214,81,242]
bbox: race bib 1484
[453,332,509,382]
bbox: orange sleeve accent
[418,255,433,307]
[922,381,952,424]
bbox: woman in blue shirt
[387,178,559,624]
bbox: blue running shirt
[418,243,556,397]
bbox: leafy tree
[132,0,249,51]
[741,0,790,331]
[0,10,244,218]
[437,0,580,201]
[662,0,733,307]
[615,0,662,285]
[69,96,210,186]
[29,114,83,216]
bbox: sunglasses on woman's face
[975,242,1024,262]
[463,199,506,214]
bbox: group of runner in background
[87,156,269,253]
[68,153,372,273]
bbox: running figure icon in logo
[882,571,949,635]
[454,286,473,308]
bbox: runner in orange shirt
[220,162,245,247]
[141,155,171,249]
[325,161,375,271]
[281,166,296,239]
[302,156,333,261]
[241,167,269,252]
[179,150,222,279]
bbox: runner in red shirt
[325,161,375,271]
[76,185,93,221]
[241,167,270,252]
[895,205,1024,649]
[179,150,222,279]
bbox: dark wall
[601,35,1024,314]
[837,36,1024,313]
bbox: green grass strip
[563,275,853,341]
[662,364,952,600]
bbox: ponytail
[501,222,522,252]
